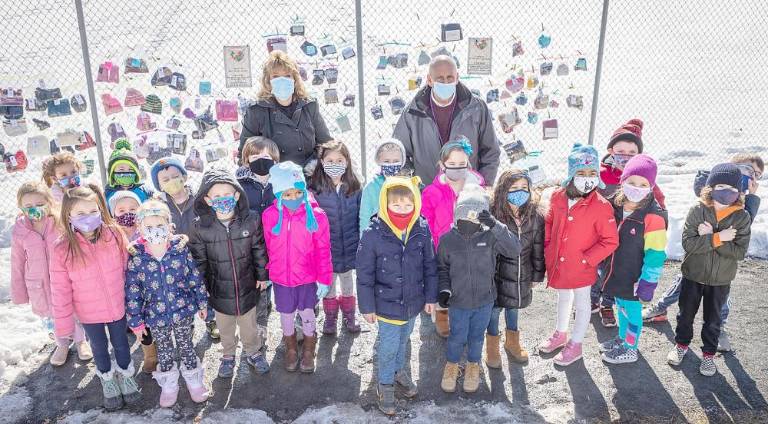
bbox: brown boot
[485,334,502,369]
[504,330,529,363]
[141,343,158,374]
[435,309,450,338]
[300,333,317,373]
[440,362,460,393]
[284,334,299,372]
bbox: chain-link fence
[1,0,766,224]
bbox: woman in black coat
[485,169,545,367]
[238,51,332,172]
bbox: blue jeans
[81,317,131,373]
[447,303,493,364]
[486,307,519,335]
[590,278,615,307]
[377,317,416,385]
[657,274,730,324]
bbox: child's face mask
[143,224,170,244]
[209,196,237,214]
[283,193,305,210]
[160,177,185,195]
[116,212,137,228]
[23,205,48,221]
[114,171,137,186]
[573,176,599,194]
[58,174,81,189]
[456,219,481,236]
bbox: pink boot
[181,364,209,403]
[152,365,180,408]
[322,297,340,335]
[340,296,361,333]
[553,341,583,366]
[539,331,568,354]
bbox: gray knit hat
[454,183,489,224]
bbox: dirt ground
[8,260,768,423]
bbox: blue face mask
[270,77,295,101]
[210,195,237,215]
[380,163,402,177]
[283,194,304,211]
[739,174,752,193]
[432,81,457,101]
[506,190,530,207]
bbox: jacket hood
[374,138,407,169]
[194,169,249,226]
[378,176,422,238]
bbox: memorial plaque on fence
[223,45,252,88]
[467,37,492,75]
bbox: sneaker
[700,354,717,377]
[717,329,732,352]
[600,307,617,327]
[463,362,481,393]
[602,345,639,364]
[218,356,236,378]
[206,321,220,340]
[591,302,600,314]
[553,341,583,366]
[599,337,623,353]
[642,304,668,322]
[440,362,460,393]
[246,352,270,374]
[667,344,688,366]
[538,330,568,354]
[395,371,418,398]
[377,383,396,415]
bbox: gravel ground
[6,260,768,423]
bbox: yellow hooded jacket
[377,175,422,241]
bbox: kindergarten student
[41,151,85,202]
[189,169,270,378]
[594,118,666,327]
[108,190,141,242]
[104,138,153,203]
[262,161,332,374]
[438,184,520,394]
[237,136,279,217]
[485,169,545,368]
[126,200,209,407]
[668,163,751,377]
[598,155,668,364]
[356,176,437,415]
[359,138,408,232]
[310,140,363,335]
[11,181,91,366]
[539,144,619,366]
[49,184,140,411]
[422,137,485,338]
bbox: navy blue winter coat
[356,216,438,321]
[125,237,208,331]
[312,185,362,273]
[236,166,276,218]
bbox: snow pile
[0,387,33,424]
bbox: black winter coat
[188,170,269,316]
[236,167,276,217]
[494,212,545,309]
[312,186,361,273]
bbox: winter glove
[478,210,496,229]
[634,279,656,304]
[316,284,330,300]
[437,290,451,308]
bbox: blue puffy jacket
[356,216,438,321]
[237,166,276,217]
[312,185,361,273]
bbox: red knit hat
[608,118,644,153]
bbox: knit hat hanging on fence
[268,161,318,235]
[141,94,162,114]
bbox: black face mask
[249,158,274,176]
[456,220,481,236]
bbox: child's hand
[176,234,189,248]
[478,210,496,229]
[198,309,208,320]
[698,222,714,236]
[718,226,737,242]
[437,291,451,308]
[257,280,270,291]
[316,284,330,300]
[363,313,376,324]
[749,178,759,194]
[424,303,435,314]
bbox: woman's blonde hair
[41,152,83,188]
[59,183,125,264]
[241,136,280,164]
[17,181,58,224]
[258,51,308,101]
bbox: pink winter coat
[421,171,485,250]
[49,226,129,338]
[262,197,332,287]
[10,215,59,318]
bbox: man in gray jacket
[393,55,501,184]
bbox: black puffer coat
[311,185,361,273]
[188,170,269,316]
[494,212,545,309]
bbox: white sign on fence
[223,45,252,88]
[467,37,493,75]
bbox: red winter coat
[544,189,619,289]
[599,162,666,209]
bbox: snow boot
[284,334,300,372]
[322,297,339,335]
[504,330,529,363]
[377,383,396,415]
[340,296,361,333]
[181,363,210,403]
[115,361,142,404]
[141,342,158,374]
[463,362,481,393]
[300,333,317,373]
[484,334,502,369]
[50,344,69,367]
[441,362,460,393]
[75,341,93,361]
[95,368,124,411]
[152,364,180,408]
[434,309,450,338]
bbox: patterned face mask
[573,176,599,194]
[114,171,137,186]
[506,190,530,207]
[116,212,137,228]
[380,163,403,177]
[23,205,48,221]
[323,162,347,178]
[143,225,169,244]
[159,177,185,195]
[58,174,81,189]
[611,154,634,169]
[210,195,237,214]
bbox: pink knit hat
[620,154,657,187]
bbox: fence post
[354,0,367,179]
[588,0,610,146]
[74,0,107,184]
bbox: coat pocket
[25,279,50,316]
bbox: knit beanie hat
[124,88,146,107]
[108,190,141,215]
[269,161,318,234]
[108,139,141,185]
[562,143,605,189]
[454,183,489,224]
[706,163,742,189]
[141,94,162,114]
[608,118,644,152]
[150,156,187,190]
[620,154,657,187]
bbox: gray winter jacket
[393,82,501,184]
[437,222,521,309]
[155,187,196,236]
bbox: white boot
[152,364,180,408]
[115,361,141,405]
[180,363,209,403]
